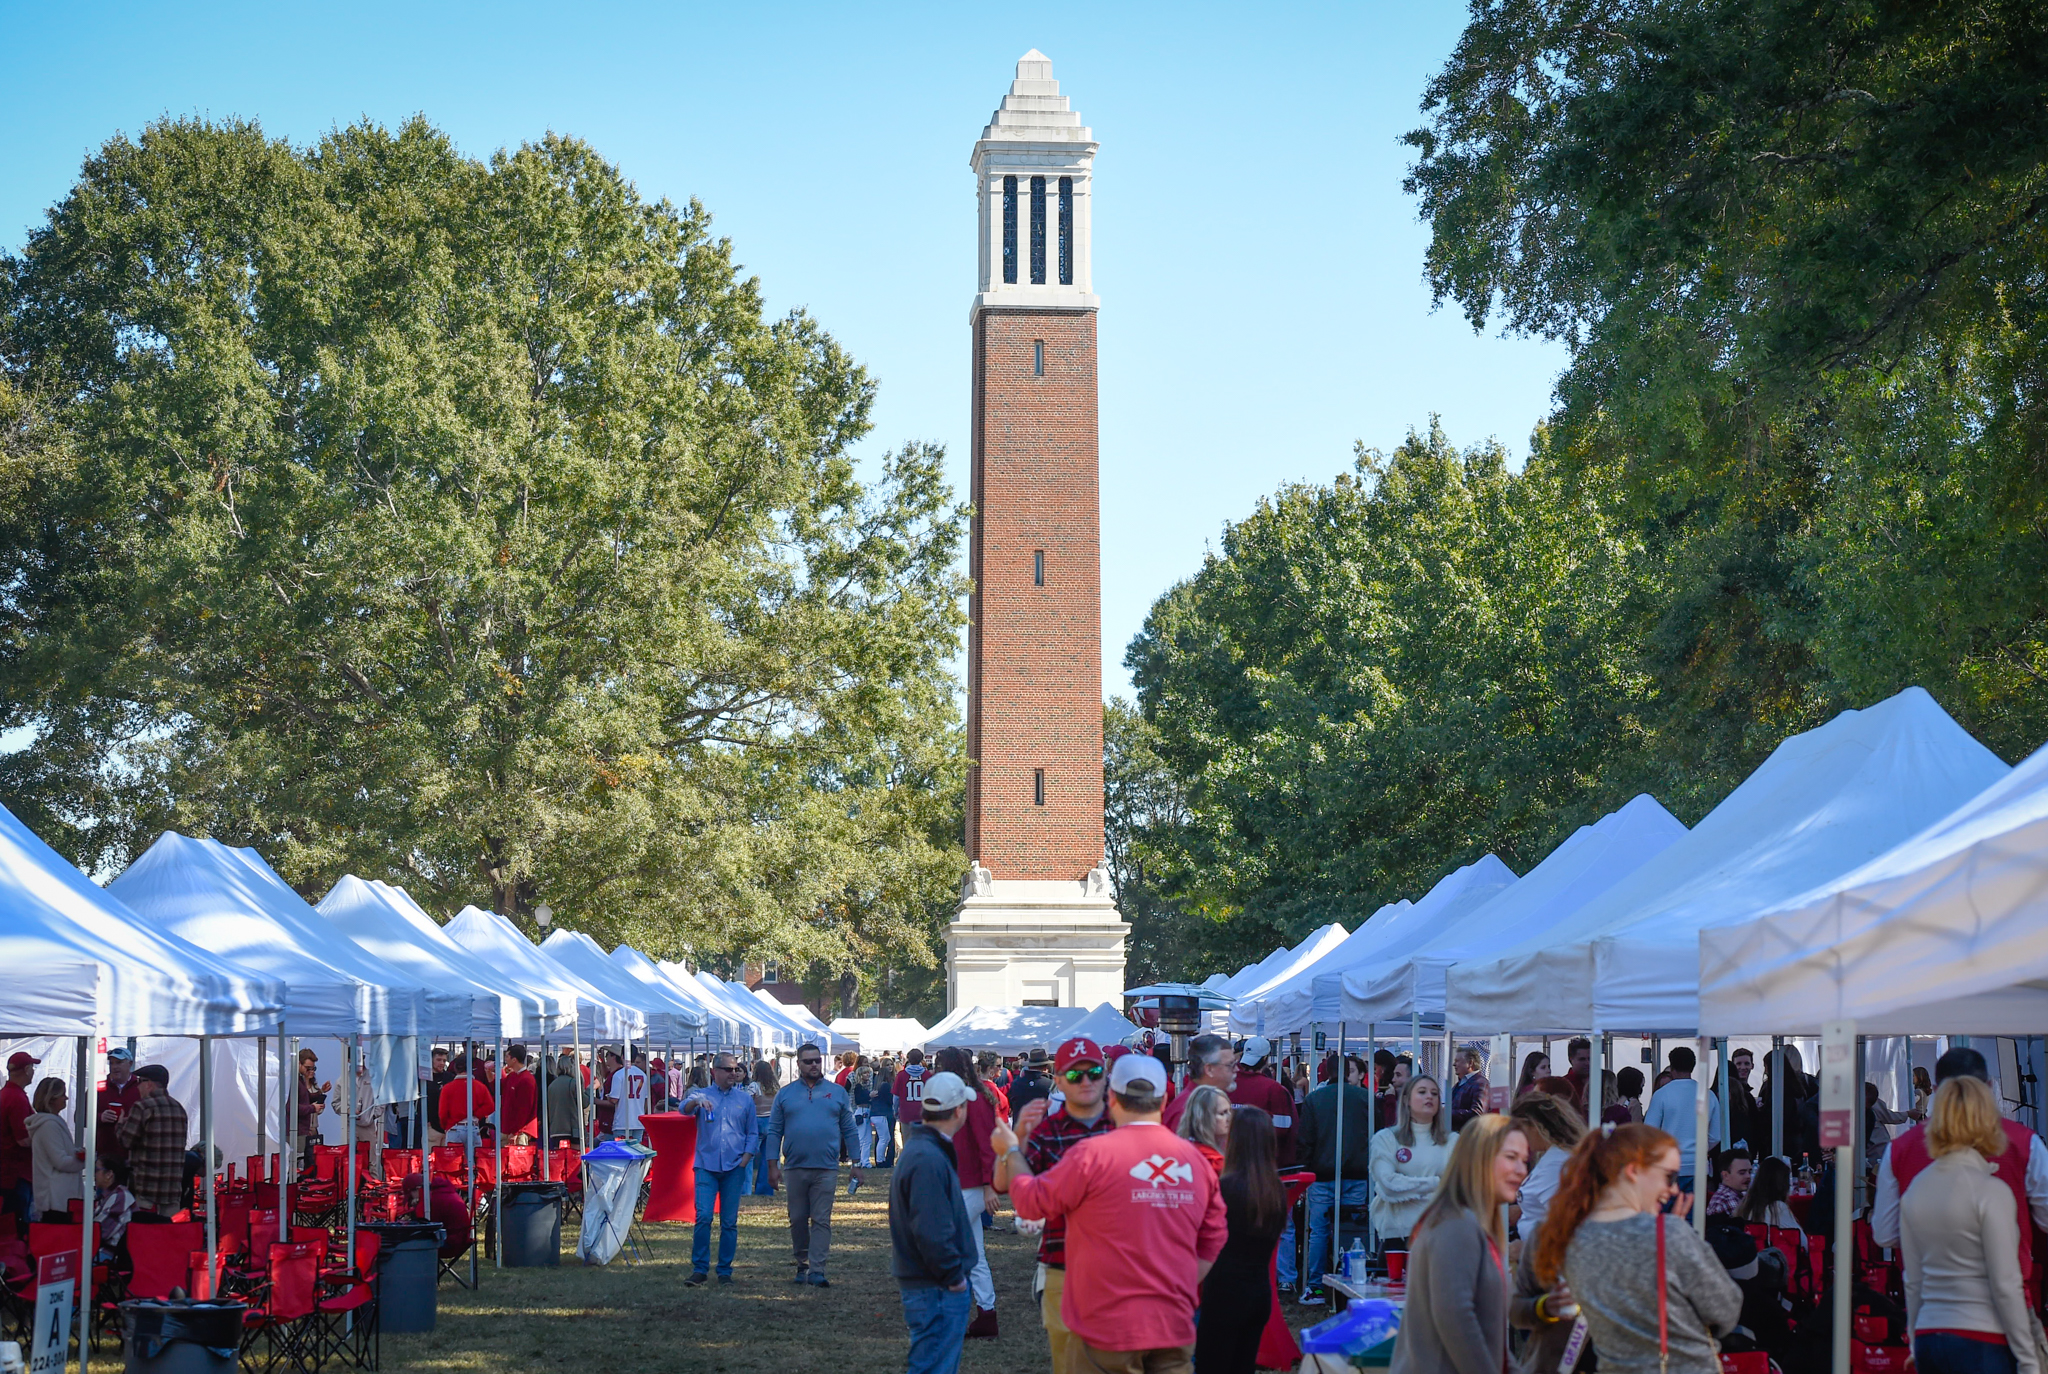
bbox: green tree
[1127,421,1669,950]
[1405,0,2048,758]
[0,117,968,980]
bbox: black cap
[1934,1046,1990,1086]
[134,1064,171,1086]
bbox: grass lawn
[379,1168,1319,1374]
[382,1170,1049,1374]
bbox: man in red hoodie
[995,1051,1227,1374]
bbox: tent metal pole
[1770,1036,1785,1160]
[203,1036,218,1291]
[345,1036,359,1273]
[1718,1037,1733,1150]
[493,1035,503,1269]
[573,1017,587,1153]
[1693,1035,1709,1237]
[1833,1141,1852,1374]
[77,1033,97,1374]
[282,1030,294,1241]
[1331,1021,1345,1286]
[1590,1028,1604,1125]
[464,1039,477,1290]
[256,1036,267,1172]
[539,1032,552,1182]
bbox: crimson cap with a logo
[6,1052,38,1071]
[1109,1052,1164,1096]
[1054,1038,1105,1074]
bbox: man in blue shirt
[763,1043,863,1287]
[680,1052,758,1285]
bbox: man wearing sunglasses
[762,1042,862,1287]
[681,1053,757,1287]
[992,1037,1115,1373]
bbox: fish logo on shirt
[1129,1154,1195,1186]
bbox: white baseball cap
[1240,1036,1273,1068]
[920,1071,975,1113]
[1109,1053,1163,1096]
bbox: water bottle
[1343,1238,1366,1281]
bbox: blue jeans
[692,1165,746,1276]
[1276,1209,1299,1287]
[900,1284,972,1374]
[752,1145,776,1196]
[1915,1334,2019,1374]
[1302,1179,1368,1289]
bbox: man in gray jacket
[762,1041,863,1286]
[889,1071,977,1374]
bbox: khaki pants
[1068,1340,1193,1374]
[1039,1264,1072,1372]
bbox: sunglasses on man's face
[799,1058,822,1066]
[1062,1065,1104,1083]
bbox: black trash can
[360,1221,444,1334]
[120,1300,247,1374]
[500,1182,565,1268]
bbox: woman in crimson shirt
[933,1047,1001,1333]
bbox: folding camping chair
[240,1241,322,1374]
[312,1230,381,1371]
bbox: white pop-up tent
[668,964,791,1049]
[1304,856,1520,1034]
[610,945,740,1048]
[539,929,705,1044]
[444,906,637,1043]
[925,1004,1091,1052]
[1456,687,2010,1034]
[113,833,437,1042]
[1227,919,1387,1035]
[1699,737,2048,1037]
[828,1017,931,1053]
[1385,794,1685,1033]
[748,988,853,1053]
[921,1004,973,1044]
[318,875,569,1042]
[1242,856,1518,1036]
[0,804,286,1037]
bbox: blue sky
[0,3,1564,701]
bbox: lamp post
[534,903,553,929]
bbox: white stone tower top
[971,51,1098,314]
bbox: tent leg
[1693,1035,1709,1237]
[540,1036,552,1182]
[1833,1142,1852,1374]
[1718,1037,1733,1150]
[1590,1028,1604,1124]
[256,1036,267,1173]
[1331,1021,1346,1288]
[283,1030,294,1241]
[465,1040,477,1290]
[77,1035,96,1374]
[493,1036,503,1270]
[573,1020,587,1153]
[1771,1035,1785,1160]
[345,1037,359,1273]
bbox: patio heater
[1155,993,1202,1086]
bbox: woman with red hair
[1533,1125,1740,1374]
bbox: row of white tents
[1215,686,2046,1053]
[0,811,868,1169]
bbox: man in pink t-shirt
[993,1052,1227,1374]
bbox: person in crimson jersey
[1,1051,38,1232]
[995,1051,1228,1374]
[95,1046,144,1165]
[1227,1037,1297,1167]
[497,1045,540,1143]
[932,1046,1001,1338]
[1872,1045,2048,1302]
[437,1053,495,1143]
[894,1049,932,1152]
[995,1036,1116,1373]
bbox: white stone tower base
[947,867,1130,1010]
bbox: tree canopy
[0,116,967,984]
[1117,1,2048,974]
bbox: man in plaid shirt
[996,1037,1115,1374]
[117,1065,190,1219]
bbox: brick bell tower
[947,52,1130,1011]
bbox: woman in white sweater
[1899,1076,2041,1374]
[1370,1074,1456,1248]
[27,1077,85,1222]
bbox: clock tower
[948,52,1129,1010]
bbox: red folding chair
[502,1145,537,1183]
[118,1221,205,1302]
[429,1146,466,1183]
[241,1241,321,1374]
[289,1227,331,1272]
[313,1230,381,1370]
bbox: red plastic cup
[1385,1250,1407,1284]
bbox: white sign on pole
[29,1251,75,1374]
[1820,1018,1857,1151]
